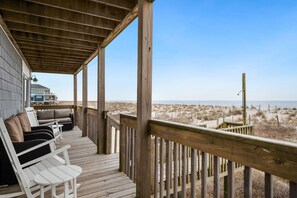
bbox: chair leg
[51,185,56,198]
[73,178,77,198]
[40,185,45,198]
[64,182,69,198]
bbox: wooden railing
[217,121,244,129]
[76,105,119,153]
[106,114,120,154]
[120,114,137,182]
[33,104,74,110]
[119,114,297,197]
[222,124,254,135]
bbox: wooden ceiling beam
[31,68,75,74]
[11,31,98,48]
[27,58,83,64]
[0,0,118,30]
[102,5,138,47]
[88,0,136,11]
[15,38,95,51]
[18,45,91,56]
[24,0,128,22]
[3,11,111,38]
[21,49,88,58]
[30,62,80,68]
[7,22,104,43]
[16,41,94,53]
[23,53,86,61]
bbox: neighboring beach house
[0,1,296,197]
[31,84,57,103]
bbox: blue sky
[34,0,297,101]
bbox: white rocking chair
[0,118,73,198]
[25,107,62,141]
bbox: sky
[33,0,297,101]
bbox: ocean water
[153,100,297,110]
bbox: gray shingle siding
[0,27,23,119]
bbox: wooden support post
[242,73,247,125]
[82,64,88,137]
[26,74,31,107]
[136,0,153,196]
[73,74,77,126]
[97,46,106,154]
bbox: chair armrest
[21,144,71,168]
[17,139,56,157]
[32,125,53,132]
[24,131,54,141]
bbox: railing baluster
[290,182,297,198]
[125,126,129,175]
[265,173,273,198]
[201,152,207,198]
[173,142,178,198]
[154,136,159,198]
[114,128,118,153]
[228,160,235,198]
[214,156,220,198]
[186,147,190,183]
[160,138,164,198]
[127,128,131,178]
[244,166,252,198]
[131,129,135,181]
[182,145,186,198]
[166,140,172,197]
[197,150,200,180]
[190,148,197,198]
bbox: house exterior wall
[0,27,23,119]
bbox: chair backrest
[0,118,30,194]
[25,107,39,127]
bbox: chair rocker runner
[0,118,78,198]
[25,107,62,141]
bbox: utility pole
[242,73,247,125]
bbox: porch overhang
[0,0,138,74]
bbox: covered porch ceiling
[0,0,138,74]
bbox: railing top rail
[108,115,120,126]
[33,105,74,110]
[222,124,254,130]
[149,118,297,183]
[120,113,137,120]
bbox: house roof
[0,0,138,74]
[31,84,50,90]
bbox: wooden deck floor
[0,127,136,198]
[57,127,136,198]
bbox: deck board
[56,127,136,198]
[0,127,136,198]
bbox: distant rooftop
[31,84,50,90]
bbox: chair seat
[24,155,66,188]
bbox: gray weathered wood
[201,152,207,198]
[214,156,220,198]
[82,64,88,137]
[265,173,273,198]
[182,145,186,198]
[149,119,297,183]
[154,137,159,198]
[173,142,178,198]
[166,140,172,197]
[227,161,235,198]
[191,148,197,198]
[244,166,252,198]
[119,115,126,172]
[160,139,164,198]
[97,46,106,154]
[136,0,153,196]
[290,182,297,198]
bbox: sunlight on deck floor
[0,127,136,198]
[54,127,136,198]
